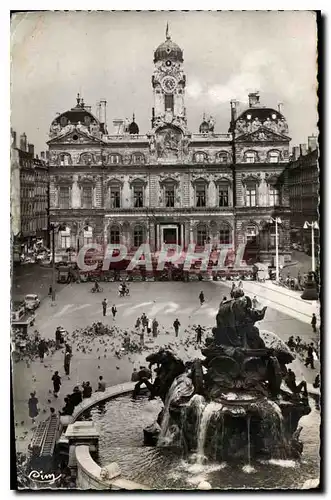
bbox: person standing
[141,313,148,333]
[135,317,141,330]
[98,376,106,392]
[28,392,39,424]
[196,325,204,344]
[305,343,315,369]
[52,371,61,398]
[112,305,117,320]
[64,347,72,376]
[311,313,317,333]
[252,296,258,309]
[147,318,152,335]
[38,339,47,362]
[102,298,107,317]
[173,318,181,337]
[152,318,159,338]
[199,291,205,305]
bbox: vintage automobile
[24,294,40,311]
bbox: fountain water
[196,402,223,464]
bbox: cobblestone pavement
[12,280,320,455]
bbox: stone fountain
[143,289,311,464]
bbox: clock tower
[152,24,187,129]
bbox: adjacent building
[48,28,292,266]
[287,136,319,249]
[11,129,49,259]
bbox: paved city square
[13,277,319,455]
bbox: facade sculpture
[48,27,291,265]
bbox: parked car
[24,294,40,311]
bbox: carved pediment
[236,127,290,143]
[242,172,262,184]
[265,172,282,185]
[47,127,104,146]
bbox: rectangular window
[133,186,144,208]
[84,229,93,246]
[165,94,174,112]
[269,187,280,206]
[110,229,120,244]
[269,153,279,163]
[110,187,121,208]
[134,228,143,247]
[82,186,93,209]
[196,184,206,207]
[197,228,207,246]
[218,184,229,207]
[245,185,256,207]
[60,230,71,249]
[59,186,70,209]
[246,226,257,243]
[165,185,175,207]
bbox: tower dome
[199,114,209,134]
[154,24,183,63]
[128,114,139,135]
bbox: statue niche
[156,127,182,160]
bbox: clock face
[161,76,177,93]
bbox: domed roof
[154,25,183,63]
[128,115,139,135]
[237,107,285,123]
[50,94,101,131]
[199,120,209,134]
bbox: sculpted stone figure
[263,117,272,129]
[251,117,261,132]
[236,118,247,134]
[278,118,289,135]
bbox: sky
[11,10,318,155]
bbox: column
[180,223,184,248]
[156,224,160,251]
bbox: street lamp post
[303,221,319,272]
[270,217,282,282]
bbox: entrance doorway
[160,225,179,246]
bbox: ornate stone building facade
[48,30,291,265]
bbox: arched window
[60,226,71,249]
[83,226,93,246]
[268,150,280,163]
[132,153,144,165]
[193,152,207,163]
[110,154,121,165]
[197,224,208,247]
[163,180,176,207]
[109,225,120,245]
[244,151,258,163]
[216,151,229,164]
[80,153,93,166]
[219,223,232,245]
[59,153,71,166]
[133,225,144,248]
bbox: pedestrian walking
[141,313,148,333]
[305,343,315,369]
[52,371,61,398]
[196,324,204,344]
[311,313,317,333]
[252,296,258,309]
[98,376,106,392]
[64,347,72,376]
[135,317,141,330]
[152,318,159,338]
[112,305,117,320]
[199,291,205,305]
[28,392,39,424]
[102,298,107,317]
[173,318,181,337]
[238,280,243,288]
[38,339,47,362]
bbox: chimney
[292,146,300,160]
[299,143,307,156]
[99,99,107,127]
[308,135,318,152]
[248,92,260,108]
[28,143,35,157]
[41,151,45,159]
[20,133,27,151]
[278,102,283,114]
[96,101,101,121]
[230,99,238,123]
